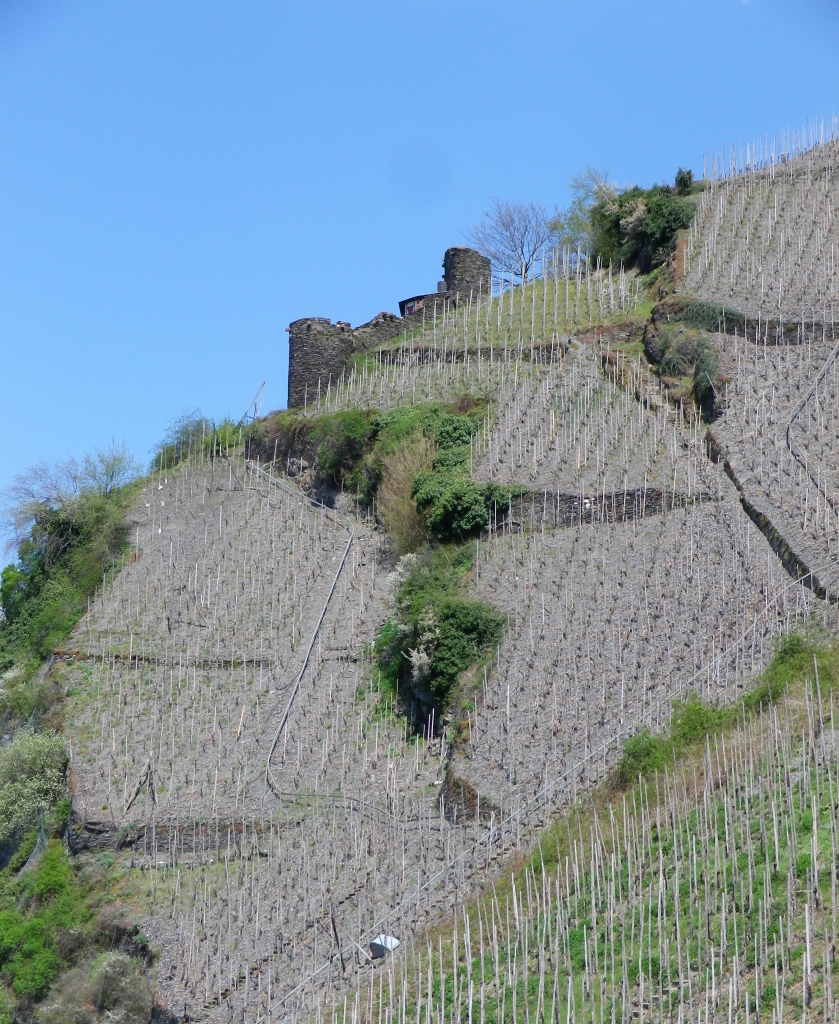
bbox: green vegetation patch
[0,842,150,1018]
[0,446,143,714]
[673,299,746,333]
[411,475,518,544]
[373,545,504,713]
[0,732,66,845]
[553,167,701,274]
[253,397,520,545]
[743,630,837,710]
[644,322,721,410]
[613,630,839,788]
[592,184,696,272]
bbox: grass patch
[613,629,838,789]
[0,842,151,1018]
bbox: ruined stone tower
[286,246,491,409]
[443,246,491,303]
[286,318,355,410]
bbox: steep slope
[682,138,839,320]
[333,644,839,1024]
[52,164,839,1021]
[675,139,839,603]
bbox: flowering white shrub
[0,730,67,841]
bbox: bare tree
[465,199,554,284]
[1,459,82,551]
[568,166,613,206]
[1,441,139,552]
[81,441,139,494]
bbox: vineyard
[683,135,839,321]
[41,134,839,1023]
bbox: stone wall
[287,317,355,409]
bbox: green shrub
[0,732,67,843]
[0,482,135,673]
[53,799,71,827]
[614,634,838,792]
[427,600,505,704]
[591,184,695,272]
[691,339,719,407]
[373,545,505,714]
[411,475,516,543]
[371,619,403,699]
[5,828,39,875]
[0,843,84,998]
[251,398,488,513]
[613,732,671,788]
[89,953,151,1019]
[669,693,726,746]
[311,409,375,489]
[150,409,215,470]
[744,632,811,710]
[647,326,721,413]
[677,301,745,333]
[675,168,694,195]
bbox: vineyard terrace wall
[654,296,839,345]
[286,246,490,408]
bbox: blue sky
[1,0,837,546]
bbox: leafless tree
[81,441,139,494]
[1,441,139,552]
[549,167,614,253]
[568,165,613,206]
[1,459,82,551]
[465,199,554,284]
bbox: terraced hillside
[676,137,839,604]
[63,459,453,1018]
[317,646,839,1024]
[48,140,839,1023]
[682,136,839,320]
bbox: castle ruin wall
[286,247,492,409]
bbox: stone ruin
[286,246,490,408]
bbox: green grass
[356,273,653,362]
[613,630,839,787]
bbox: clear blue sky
[1,0,837,540]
